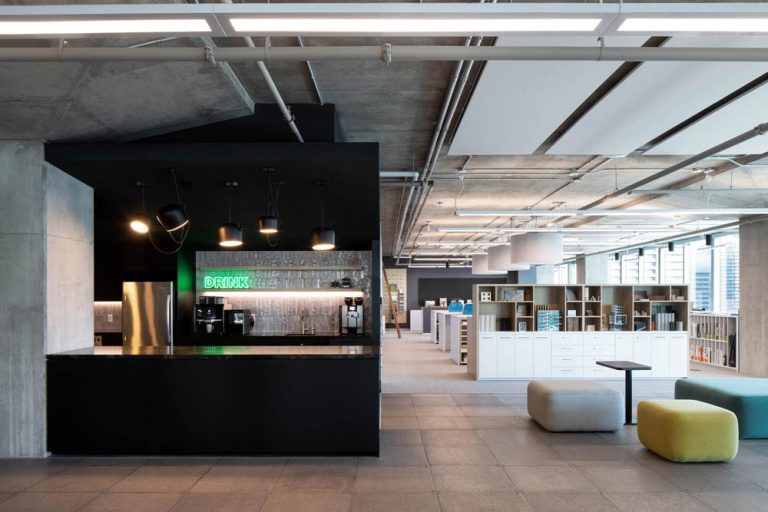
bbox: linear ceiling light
[436,227,683,234]
[618,18,768,33]
[229,17,601,35]
[0,19,211,35]
[454,208,768,217]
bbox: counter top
[48,345,379,360]
[181,333,373,346]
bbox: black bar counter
[47,345,380,456]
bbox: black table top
[596,360,652,371]
[48,345,379,360]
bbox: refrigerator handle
[166,293,174,350]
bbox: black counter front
[47,345,380,456]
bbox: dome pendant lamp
[156,168,189,233]
[129,181,150,234]
[258,167,279,234]
[310,180,335,251]
[218,181,243,248]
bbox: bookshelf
[689,312,738,370]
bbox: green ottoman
[675,378,768,439]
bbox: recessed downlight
[0,19,211,35]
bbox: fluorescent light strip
[230,17,601,34]
[436,227,682,234]
[619,18,768,33]
[454,208,768,217]
[0,19,211,35]
[200,290,364,298]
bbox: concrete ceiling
[2,1,768,263]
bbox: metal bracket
[204,46,216,67]
[58,38,67,61]
[597,36,605,61]
[382,43,392,66]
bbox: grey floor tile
[425,445,498,466]
[27,466,136,493]
[606,492,717,512]
[359,445,427,466]
[431,466,515,492]
[692,491,768,512]
[460,406,517,417]
[580,466,679,493]
[465,416,533,429]
[451,394,505,406]
[726,460,768,490]
[77,458,147,467]
[596,427,640,446]
[286,457,358,465]
[168,493,266,512]
[420,429,484,446]
[110,465,209,493]
[380,430,422,447]
[381,396,413,406]
[727,446,768,467]
[354,466,433,493]
[416,416,474,429]
[411,396,457,406]
[0,467,68,493]
[261,493,351,512]
[381,417,419,430]
[143,458,220,466]
[0,495,11,505]
[78,492,181,512]
[413,405,464,417]
[0,492,96,512]
[525,492,620,512]
[505,467,598,493]
[215,458,289,466]
[274,464,355,492]
[190,464,284,493]
[438,492,530,512]
[491,445,567,466]
[535,432,607,446]
[493,395,528,406]
[551,445,639,466]
[381,405,415,417]
[476,428,544,446]
[351,492,440,512]
[651,464,760,493]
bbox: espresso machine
[194,297,225,336]
[339,297,364,335]
[224,309,254,336]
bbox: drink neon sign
[202,275,250,289]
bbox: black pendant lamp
[219,181,243,248]
[310,180,335,251]
[129,181,150,234]
[258,168,279,234]
[156,169,189,232]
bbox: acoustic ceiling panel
[448,36,644,156]
[547,36,768,156]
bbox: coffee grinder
[339,297,364,335]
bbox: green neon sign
[202,274,250,289]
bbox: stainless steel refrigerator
[122,281,174,348]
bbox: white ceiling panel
[547,37,768,156]
[645,82,768,156]
[448,36,644,156]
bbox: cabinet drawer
[584,344,616,356]
[583,367,615,379]
[551,367,584,378]
[552,355,583,367]
[585,356,617,367]
[615,332,634,343]
[551,333,583,346]
[584,334,614,346]
[552,345,583,356]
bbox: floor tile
[491,445,567,466]
[143,458,220,466]
[493,395,528,406]
[381,405,415,417]
[168,493,266,512]
[551,445,639,466]
[0,495,10,505]
[110,465,209,493]
[380,430,422,446]
[350,492,440,512]
[274,464,355,492]
[416,416,473,429]
[505,467,598,493]
[0,492,96,512]
[438,492,530,512]
[0,467,67,492]
[596,427,641,446]
[606,492,717,512]
[359,445,427,466]
[27,466,135,493]
[78,458,147,467]
[451,394,505,406]
[525,492,620,512]
[420,429,484,446]
[381,396,413,406]
[413,405,464,417]
[190,464,284,493]
[411,396,457,406]
[476,428,544,446]
[725,460,768,490]
[354,466,433,493]
[78,492,181,512]
[535,432,607,446]
[580,466,679,493]
[425,445,498,465]
[286,457,358,465]
[431,466,515,492]
[459,406,517,417]
[465,416,531,429]
[215,457,289,466]
[692,491,768,512]
[381,417,419,430]
[651,464,760,492]
[261,493,351,512]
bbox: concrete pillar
[0,142,93,457]
[739,217,768,377]
[576,254,610,284]
[517,265,556,284]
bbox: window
[609,256,621,283]
[621,252,640,284]
[659,246,686,284]
[689,239,712,311]
[713,233,739,313]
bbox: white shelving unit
[689,312,738,371]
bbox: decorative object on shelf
[566,288,577,301]
[518,321,527,331]
[567,309,577,317]
[500,287,525,301]
[439,298,447,307]
[536,307,561,332]
[634,290,649,301]
[608,304,626,331]
[472,254,506,275]
[258,167,280,236]
[480,291,492,302]
[509,232,563,265]
[487,245,530,271]
[129,181,150,234]
[310,180,335,251]
[330,280,341,288]
[516,304,529,316]
[218,181,244,248]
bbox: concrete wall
[739,218,768,377]
[576,255,610,284]
[0,142,93,457]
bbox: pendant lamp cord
[320,181,326,229]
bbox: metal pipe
[7,45,768,63]
[297,36,324,105]
[221,0,303,143]
[381,171,420,179]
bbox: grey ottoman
[527,380,624,432]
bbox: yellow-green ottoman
[637,400,738,462]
